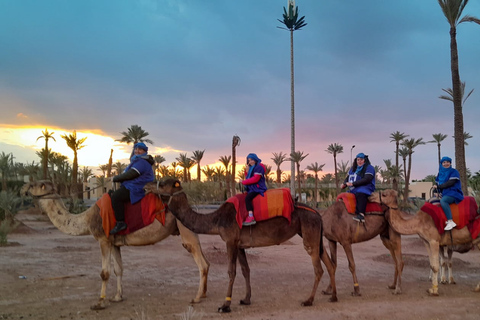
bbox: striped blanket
[226,188,294,229]
[421,196,479,236]
[336,192,383,215]
[96,193,166,236]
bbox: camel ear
[174,181,181,188]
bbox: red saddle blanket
[226,188,294,229]
[96,193,166,236]
[420,196,480,237]
[336,192,383,214]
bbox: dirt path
[1,211,480,320]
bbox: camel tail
[320,223,324,256]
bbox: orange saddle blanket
[336,192,383,214]
[96,193,166,236]
[420,196,480,236]
[226,188,294,229]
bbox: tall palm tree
[336,160,350,182]
[389,131,409,191]
[271,152,288,184]
[278,0,307,197]
[428,133,448,163]
[176,153,194,182]
[231,135,241,194]
[401,138,425,202]
[306,162,325,205]
[192,150,205,182]
[438,0,479,195]
[219,155,232,197]
[201,165,215,182]
[326,143,344,196]
[170,162,178,178]
[61,130,87,198]
[36,128,56,179]
[0,152,13,191]
[153,155,166,180]
[289,151,308,194]
[117,125,154,159]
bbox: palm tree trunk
[290,29,296,197]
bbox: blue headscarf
[246,153,262,179]
[437,156,453,185]
[354,153,365,174]
[131,142,149,162]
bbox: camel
[320,200,404,296]
[370,189,480,295]
[21,180,210,310]
[144,178,337,313]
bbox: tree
[192,150,205,182]
[0,152,14,191]
[79,166,93,183]
[61,130,87,199]
[219,155,232,197]
[401,138,425,202]
[271,152,288,184]
[278,0,307,197]
[231,135,241,194]
[289,151,308,194]
[117,125,154,159]
[326,143,344,196]
[106,149,114,178]
[176,153,194,182]
[306,162,325,205]
[428,133,448,164]
[154,155,166,180]
[453,131,473,145]
[36,128,56,179]
[98,164,108,177]
[336,160,350,183]
[438,0,479,195]
[389,131,409,192]
[201,165,215,182]
[112,161,127,176]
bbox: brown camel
[21,181,210,310]
[320,200,404,296]
[144,178,337,313]
[370,189,480,295]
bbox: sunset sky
[1,0,479,180]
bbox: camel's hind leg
[237,248,252,305]
[218,242,239,313]
[90,240,113,310]
[177,220,210,303]
[110,245,124,302]
[300,231,328,306]
[342,243,361,296]
[320,245,338,302]
[380,228,404,294]
[426,240,440,296]
[322,240,337,295]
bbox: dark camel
[21,181,210,310]
[370,189,480,295]
[145,178,337,313]
[320,200,404,296]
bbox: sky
[0,0,479,181]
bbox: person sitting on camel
[110,142,155,235]
[241,153,267,226]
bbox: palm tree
[428,133,448,163]
[326,143,344,195]
[278,0,307,197]
[306,162,325,205]
[176,153,194,182]
[201,165,215,182]
[231,135,241,194]
[79,166,93,183]
[401,137,425,202]
[389,131,409,191]
[117,125,154,159]
[61,130,87,198]
[289,151,308,194]
[271,152,288,184]
[36,128,56,179]
[98,164,108,177]
[336,160,350,183]
[106,149,114,178]
[219,155,232,197]
[170,162,178,178]
[112,161,127,176]
[192,150,205,182]
[153,155,166,180]
[0,152,13,191]
[438,0,479,195]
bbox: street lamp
[350,145,355,166]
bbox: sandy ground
[1,209,480,320]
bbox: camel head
[369,189,398,208]
[21,180,57,198]
[144,178,183,202]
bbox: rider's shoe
[243,215,256,226]
[353,213,365,223]
[110,221,127,235]
[444,220,456,231]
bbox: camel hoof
[90,302,106,310]
[190,298,201,304]
[109,297,123,303]
[218,305,231,313]
[427,288,439,296]
[301,299,313,306]
[474,286,480,293]
[391,289,401,295]
[240,299,251,305]
[329,296,338,303]
[351,292,361,297]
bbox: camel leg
[237,248,252,305]
[110,245,123,303]
[446,247,455,284]
[300,237,324,306]
[342,243,361,296]
[427,240,440,296]
[322,240,337,295]
[218,242,239,313]
[320,246,338,302]
[177,220,210,303]
[439,246,447,284]
[90,240,113,310]
[380,229,403,294]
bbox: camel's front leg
[381,228,404,294]
[237,248,251,305]
[110,245,123,303]
[427,240,440,296]
[445,247,455,284]
[342,243,361,296]
[218,243,238,313]
[322,240,337,295]
[90,240,113,310]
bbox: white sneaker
[444,220,456,231]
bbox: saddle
[96,193,166,236]
[226,188,294,228]
[336,192,383,215]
